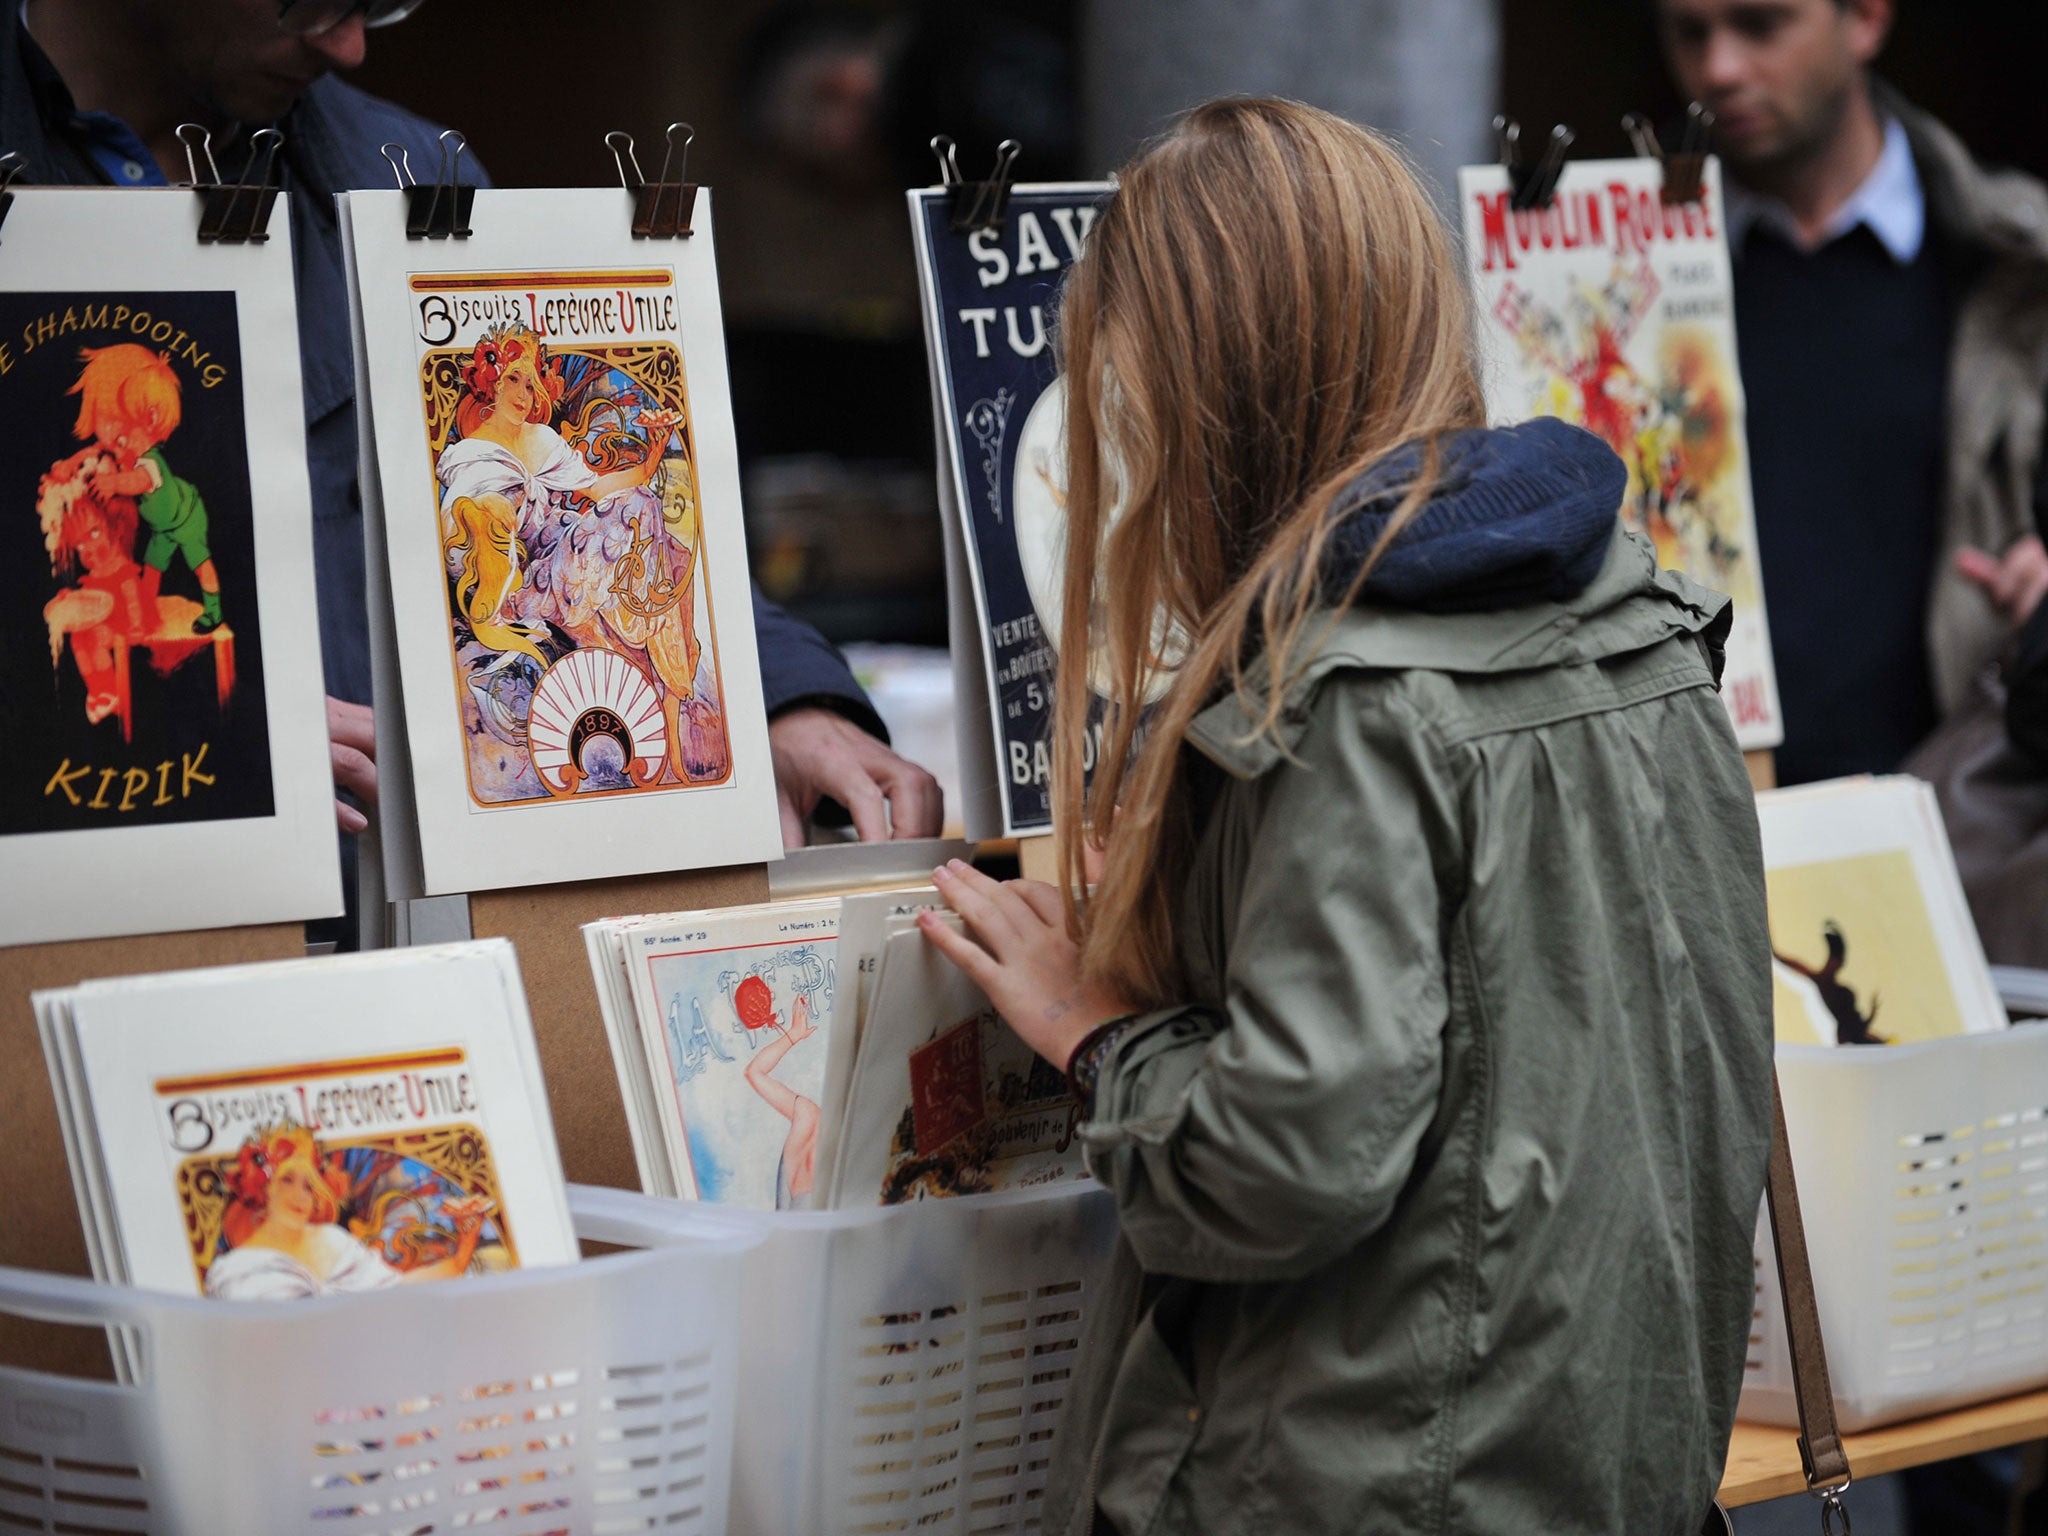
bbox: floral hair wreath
[224,1123,349,1211]
[462,324,566,410]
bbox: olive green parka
[1046,529,1775,1536]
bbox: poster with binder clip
[0,168,337,943]
[1458,115,1784,750]
[342,127,778,897]
[909,140,1115,837]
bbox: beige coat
[1892,90,2048,713]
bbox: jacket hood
[1321,417,1625,613]
[1192,524,1733,776]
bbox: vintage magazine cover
[622,900,840,1207]
[831,925,1084,1207]
[0,189,339,943]
[1458,157,1783,750]
[55,941,575,1299]
[910,183,1115,837]
[346,189,778,895]
[1756,777,2006,1046]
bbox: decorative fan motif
[526,648,668,797]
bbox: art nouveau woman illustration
[436,324,719,797]
[735,979,821,1210]
[203,1126,492,1301]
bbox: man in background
[1658,0,2048,787]
[1660,4,2048,1528]
[1,0,943,897]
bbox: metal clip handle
[1623,102,1714,205]
[181,122,283,243]
[606,122,698,238]
[1496,115,1573,212]
[403,128,475,240]
[932,134,1021,235]
[0,150,25,243]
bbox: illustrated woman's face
[494,361,541,422]
[272,1161,319,1224]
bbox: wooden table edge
[1720,1388,2048,1506]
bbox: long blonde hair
[1056,97,1487,1006]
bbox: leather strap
[1765,1069,1853,1494]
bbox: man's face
[140,0,370,125]
[1657,0,1890,172]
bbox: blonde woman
[204,1128,490,1301]
[437,327,678,735]
[920,100,1773,1535]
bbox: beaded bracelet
[1064,1013,1140,1110]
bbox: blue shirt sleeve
[751,584,888,742]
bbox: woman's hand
[638,409,682,462]
[918,859,1136,1072]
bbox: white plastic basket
[591,1181,1121,1536]
[0,1185,757,1536]
[1742,1020,2048,1431]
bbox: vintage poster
[627,903,840,1208]
[1458,158,1783,750]
[1756,778,2007,1046]
[347,190,779,896]
[0,192,339,944]
[832,926,1084,1207]
[159,1049,519,1298]
[911,183,1115,837]
[57,940,577,1299]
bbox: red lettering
[1609,182,1638,256]
[1477,190,1516,272]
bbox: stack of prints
[586,887,1087,1209]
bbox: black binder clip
[605,123,697,239]
[0,152,25,243]
[1495,116,1574,212]
[383,129,474,240]
[178,123,282,244]
[1625,103,1714,205]
[932,135,1021,236]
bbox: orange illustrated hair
[455,325,564,439]
[1053,98,1486,1007]
[69,344,182,443]
[52,490,140,578]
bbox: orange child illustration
[40,484,157,724]
[46,344,225,632]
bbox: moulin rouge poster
[1459,157,1783,750]
[0,290,274,836]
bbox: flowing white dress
[204,1225,403,1300]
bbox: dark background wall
[352,0,2048,645]
[1499,0,2048,179]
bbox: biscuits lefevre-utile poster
[348,189,778,894]
[0,192,338,944]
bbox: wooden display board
[1722,1394,2048,1507]
[0,923,304,1377]
[470,863,769,1192]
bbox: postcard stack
[339,185,782,899]
[1757,776,2008,1046]
[587,888,1086,1210]
[38,940,577,1350]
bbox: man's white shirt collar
[1727,116,1926,264]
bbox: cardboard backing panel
[0,922,304,1379]
[470,863,769,1192]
